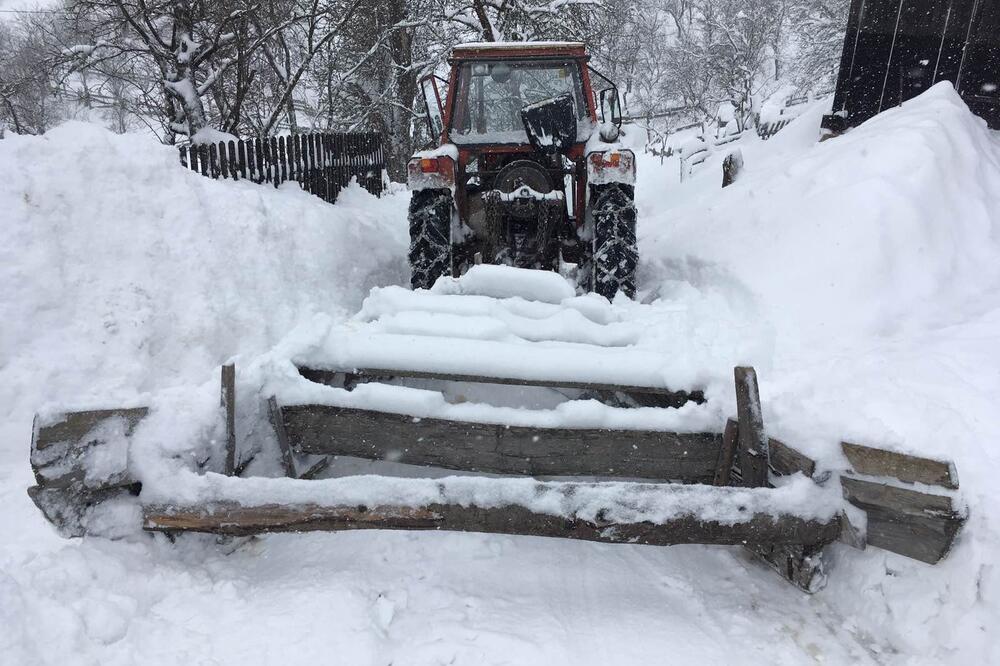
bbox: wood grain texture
[28,407,147,537]
[842,441,957,489]
[298,366,706,408]
[769,437,816,477]
[748,542,829,593]
[221,364,236,476]
[267,396,298,479]
[143,500,842,545]
[281,404,723,483]
[840,476,966,564]
[734,367,768,487]
[30,407,147,488]
[32,408,147,451]
[713,418,739,486]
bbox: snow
[3,83,1000,663]
[455,41,585,50]
[414,142,459,160]
[270,379,720,433]
[431,264,576,302]
[146,471,839,526]
[189,126,239,145]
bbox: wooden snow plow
[28,362,966,593]
[27,275,968,592]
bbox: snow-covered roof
[454,41,585,52]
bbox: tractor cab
[408,42,636,300]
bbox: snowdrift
[0,122,408,436]
[638,83,1000,662]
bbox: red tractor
[407,42,638,299]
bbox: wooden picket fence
[179,132,385,204]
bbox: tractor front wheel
[408,189,452,290]
[590,183,638,300]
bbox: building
[822,0,1000,132]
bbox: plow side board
[298,366,705,408]
[840,476,966,564]
[143,500,842,546]
[281,404,723,483]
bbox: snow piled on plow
[2,82,1000,664]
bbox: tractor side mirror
[420,75,447,139]
[588,66,623,128]
[599,88,622,126]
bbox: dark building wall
[823,0,1000,131]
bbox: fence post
[218,141,229,179]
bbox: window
[449,60,591,144]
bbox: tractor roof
[451,41,588,60]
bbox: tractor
[407,42,638,299]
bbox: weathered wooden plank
[227,141,239,180]
[31,408,146,485]
[840,476,966,564]
[237,140,247,180]
[143,500,841,545]
[735,366,768,487]
[842,441,957,489]
[281,404,723,482]
[209,142,220,178]
[28,407,148,537]
[198,145,210,177]
[267,396,298,478]
[32,407,147,452]
[221,364,236,476]
[218,141,229,178]
[298,366,705,408]
[254,137,265,183]
[713,418,739,485]
[713,416,830,589]
[769,436,816,477]
[748,542,828,593]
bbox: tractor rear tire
[590,183,638,300]
[408,189,452,290]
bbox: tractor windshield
[449,60,592,145]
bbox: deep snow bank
[643,83,1000,351]
[638,83,1000,662]
[0,122,408,437]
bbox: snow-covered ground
[2,83,998,663]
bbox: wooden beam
[221,364,236,476]
[842,441,957,489]
[32,407,147,452]
[267,396,298,478]
[713,418,739,485]
[840,476,966,564]
[28,407,147,537]
[769,437,816,478]
[748,542,829,593]
[734,367,768,487]
[298,366,705,409]
[143,500,841,546]
[281,404,723,483]
[30,407,147,488]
